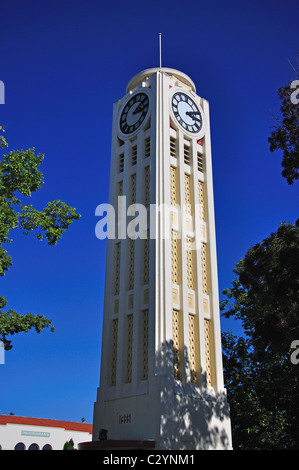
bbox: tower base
[92,382,232,450]
[78,439,155,450]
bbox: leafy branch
[0,132,81,349]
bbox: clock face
[171,92,203,134]
[120,92,149,135]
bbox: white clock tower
[90,67,232,450]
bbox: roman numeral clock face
[119,92,149,136]
[171,91,204,136]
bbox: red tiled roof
[0,415,92,433]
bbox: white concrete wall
[93,68,232,449]
[0,422,92,450]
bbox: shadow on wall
[157,340,232,450]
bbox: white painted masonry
[92,68,232,450]
[0,415,92,450]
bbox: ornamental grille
[142,309,149,380]
[144,166,150,207]
[186,237,196,290]
[118,181,123,224]
[171,229,180,285]
[118,180,123,196]
[114,242,121,295]
[170,166,179,206]
[128,239,135,290]
[184,173,192,215]
[143,233,150,285]
[189,314,198,383]
[204,318,213,387]
[201,243,209,295]
[126,314,133,383]
[173,309,181,380]
[111,318,118,386]
[130,173,136,205]
[198,180,205,221]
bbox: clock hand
[186,111,201,122]
[132,102,144,115]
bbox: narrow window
[184,144,191,165]
[170,136,177,157]
[131,144,137,165]
[144,137,150,158]
[119,153,124,172]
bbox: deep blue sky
[0,0,298,423]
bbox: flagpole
[159,33,162,69]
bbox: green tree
[221,221,299,449]
[63,438,75,450]
[0,131,80,350]
[268,53,299,184]
[0,126,8,150]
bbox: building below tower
[0,415,92,450]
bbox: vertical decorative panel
[130,173,136,205]
[118,180,123,197]
[186,237,196,290]
[126,314,133,383]
[128,239,135,290]
[143,233,149,285]
[173,310,181,381]
[171,229,180,285]
[204,319,213,387]
[201,243,209,295]
[198,181,205,222]
[144,166,150,208]
[111,319,118,386]
[184,173,192,215]
[117,180,123,225]
[142,309,149,380]
[170,166,178,206]
[189,314,199,384]
[114,242,121,296]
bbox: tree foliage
[63,438,75,450]
[0,131,81,349]
[0,126,8,150]
[268,53,299,184]
[221,221,299,449]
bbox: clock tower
[91,68,232,450]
